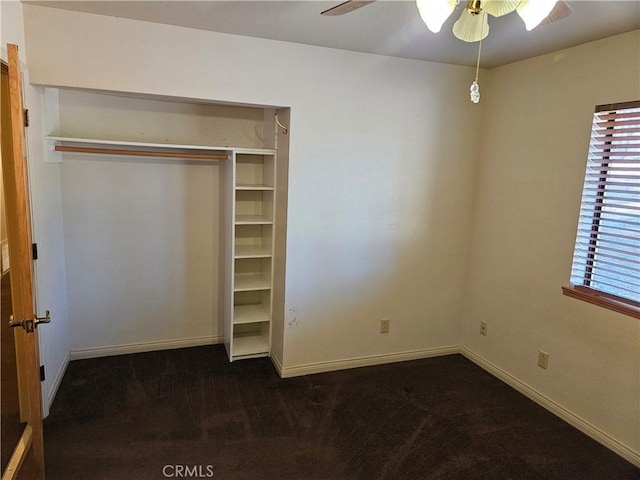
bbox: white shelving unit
[224,150,277,361]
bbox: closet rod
[54,145,228,161]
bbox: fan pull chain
[470,11,485,104]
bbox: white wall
[22,5,482,370]
[1,0,70,414]
[463,31,640,462]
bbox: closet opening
[42,87,289,378]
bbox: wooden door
[1,44,45,480]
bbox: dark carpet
[44,345,639,480]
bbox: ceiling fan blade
[453,9,489,42]
[321,0,376,16]
[540,1,574,25]
[482,0,521,18]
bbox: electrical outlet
[380,318,390,334]
[537,350,549,370]
[480,321,488,336]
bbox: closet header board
[48,88,268,151]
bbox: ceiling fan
[322,0,574,43]
[322,0,574,103]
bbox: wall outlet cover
[480,321,488,336]
[538,350,549,369]
[380,319,390,334]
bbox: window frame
[563,100,640,320]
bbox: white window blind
[570,101,640,306]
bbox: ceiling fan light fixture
[452,8,489,43]
[481,0,521,17]
[517,0,558,31]
[416,0,457,33]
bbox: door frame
[1,43,45,480]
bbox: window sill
[562,286,640,320]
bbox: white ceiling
[25,1,640,68]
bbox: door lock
[9,310,51,333]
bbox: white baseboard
[45,350,70,416]
[278,345,460,378]
[270,351,284,377]
[69,335,223,360]
[461,347,640,468]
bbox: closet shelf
[233,304,270,324]
[234,245,272,259]
[235,184,274,191]
[232,332,269,357]
[234,273,271,291]
[45,136,231,162]
[235,215,273,225]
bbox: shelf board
[46,136,230,152]
[234,148,277,156]
[233,305,270,324]
[45,137,275,163]
[235,215,273,225]
[232,332,269,357]
[236,183,274,191]
[234,245,272,259]
[234,273,271,291]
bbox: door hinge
[32,243,38,260]
[24,109,29,127]
[40,365,45,382]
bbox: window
[563,101,640,319]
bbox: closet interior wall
[51,88,281,359]
[268,108,289,368]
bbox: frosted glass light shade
[452,10,489,42]
[482,0,521,17]
[470,81,480,103]
[416,0,457,33]
[517,0,558,30]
